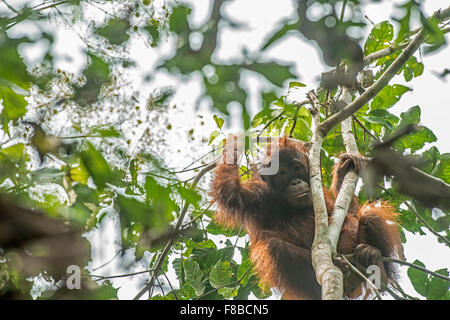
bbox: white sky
[2,0,449,300]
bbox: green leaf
[144,176,176,222]
[74,53,110,107]
[177,186,201,207]
[213,115,224,129]
[218,286,239,298]
[144,23,160,47]
[426,269,449,300]
[402,56,424,82]
[169,5,191,34]
[0,85,27,131]
[435,153,450,184]
[183,259,205,296]
[209,260,233,289]
[291,118,312,141]
[95,18,130,45]
[261,20,298,50]
[364,21,394,55]
[30,168,64,184]
[209,130,220,145]
[370,84,410,110]
[206,220,244,237]
[420,147,440,174]
[407,259,429,297]
[237,258,254,287]
[397,105,420,129]
[0,143,26,162]
[395,126,436,153]
[0,35,31,90]
[289,81,306,89]
[249,62,294,87]
[69,161,90,185]
[173,258,184,286]
[80,142,112,189]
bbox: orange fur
[210,137,404,299]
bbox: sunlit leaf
[0,85,27,131]
[407,259,429,297]
[364,21,394,55]
[80,142,112,189]
[183,259,205,296]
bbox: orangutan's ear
[302,141,312,151]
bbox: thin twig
[338,254,382,300]
[378,184,450,247]
[133,163,217,300]
[380,257,450,282]
[352,115,380,142]
[289,99,309,138]
[340,0,348,22]
[194,261,256,299]
[404,201,450,247]
[91,249,124,272]
[85,268,154,280]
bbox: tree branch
[307,90,344,300]
[320,7,450,135]
[328,88,359,253]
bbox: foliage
[0,0,448,300]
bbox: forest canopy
[0,0,449,300]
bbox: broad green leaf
[69,162,89,185]
[370,84,410,110]
[144,22,160,47]
[206,220,244,237]
[177,186,201,207]
[144,176,176,222]
[291,118,312,142]
[397,105,420,129]
[435,153,450,184]
[402,56,424,82]
[173,258,184,286]
[183,259,205,296]
[400,127,436,153]
[117,195,168,229]
[209,260,233,289]
[364,21,394,55]
[209,130,220,145]
[420,147,440,174]
[0,143,26,162]
[213,115,224,129]
[31,168,64,184]
[237,258,255,287]
[80,142,112,189]
[0,35,31,90]
[169,5,191,34]
[0,85,27,131]
[218,286,239,298]
[407,259,429,297]
[426,269,449,300]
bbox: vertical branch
[328,88,360,253]
[306,91,344,300]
